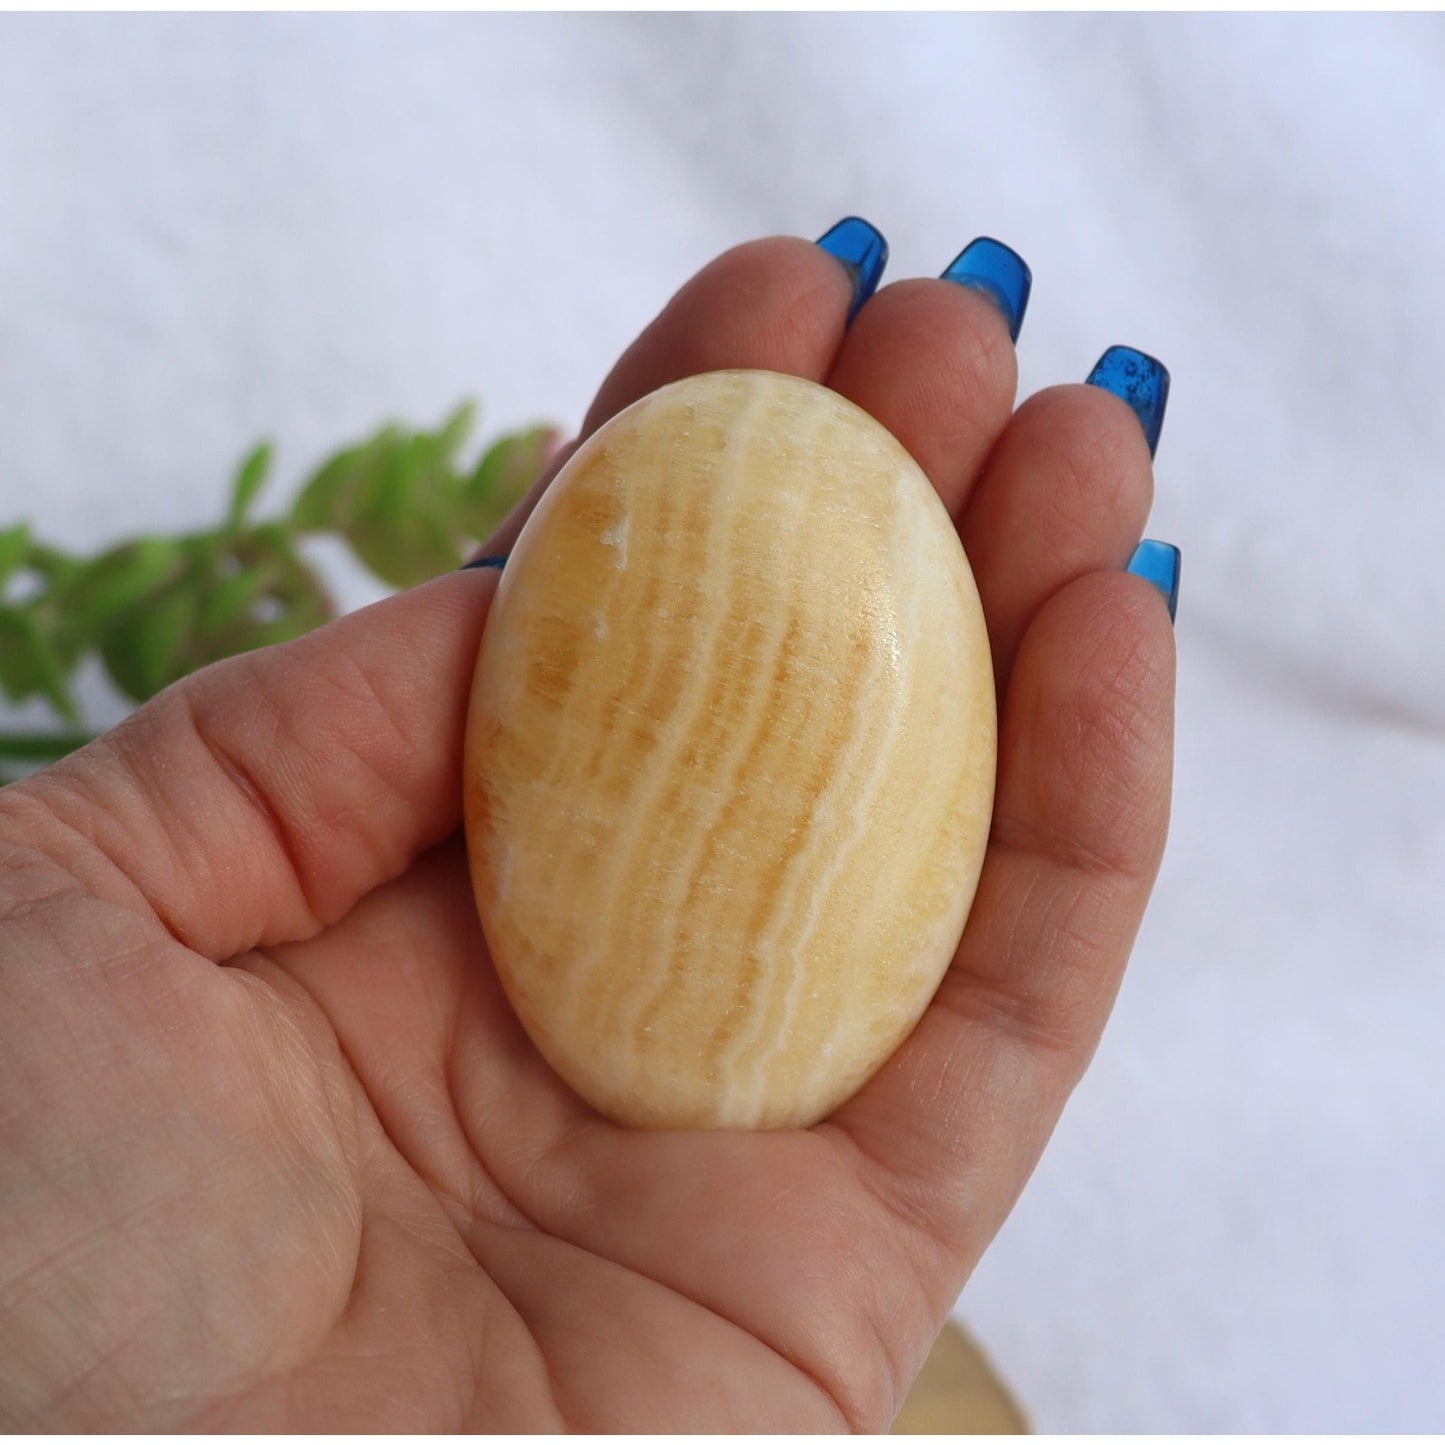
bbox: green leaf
[188,526,335,663]
[98,583,199,702]
[297,411,459,572]
[291,428,404,535]
[436,401,477,462]
[23,543,82,590]
[0,607,80,722]
[289,450,352,533]
[0,404,560,737]
[461,425,557,539]
[227,442,273,532]
[371,434,422,530]
[288,405,544,587]
[0,525,30,590]
[196,566,274,637]
[0,730,93,763]
[344,433,462,587]
[345,517,454,589]
[55,539,187,645]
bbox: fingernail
[459,554,509,572]
[1126,540,1180,623]
[815,216,888,324]
[1086,345,1170,457]
[940,237,1032,342]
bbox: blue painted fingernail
[940,237,1032,342]
[1086,345,1170,457]
[1126,540,1180,623]
[459,554,508,572]
[815,216,888,324]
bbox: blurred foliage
[0,404,557,782]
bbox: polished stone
[464,370,996,1129]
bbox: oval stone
[463,370,996,1129]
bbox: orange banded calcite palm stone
[463,370,996,1129]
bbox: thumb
[4,567,501,961]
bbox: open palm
[0,235,1174,1431]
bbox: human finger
[823,237,1028,515]
[476,221,886,558]
[826,562,1177,1304]
[959,346,1168,690]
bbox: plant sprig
[0,403,557,780]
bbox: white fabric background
[2,12,1442,1431]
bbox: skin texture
[0,236,1174,1431]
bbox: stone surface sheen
[464,370,996,1129]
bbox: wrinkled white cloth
[1,13,1441,1431]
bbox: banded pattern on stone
[464,370,996,1129]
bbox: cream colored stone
[463,370,996,1129]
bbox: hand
[0,232,1175,1430]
